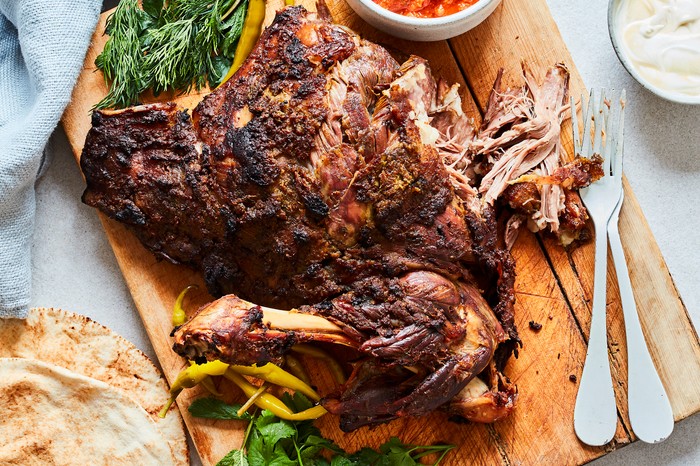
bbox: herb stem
[434,445,456,465]
[221,0,244,21]
[236,382,269,417]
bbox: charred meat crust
[81,103,219,265]
[81,7,477,310]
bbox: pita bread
[0,358,176,465]
[0,308,188,465]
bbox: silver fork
[606,135,674,442]
[572,89,622,446]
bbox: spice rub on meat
[81,6,599,431]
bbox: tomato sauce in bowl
[372,0,479,18]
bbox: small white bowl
[608,0,700,105]
[345,0,502,42]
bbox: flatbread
[0,308,188,465]
[0,358,176,465]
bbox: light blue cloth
[0,0,99,317]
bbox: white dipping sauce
[616,0,700,97]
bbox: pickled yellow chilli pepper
[161,359,325,419]
[159,397,177,418]
[172,285,197,326]
[218,0,266,87]
[229,362,320,401]
[188,361,222,397]
[224,370,327,420]
[292,344,347,384]
[159,360,230,418]
[170,360,230,395]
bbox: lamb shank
[80,5,599,431]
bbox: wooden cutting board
[61,0,700,464]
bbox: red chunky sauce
[373,0,479,18]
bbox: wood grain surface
[61,0,700,464]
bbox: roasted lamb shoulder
[80,5,598,431]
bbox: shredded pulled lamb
[80,6,601,432]
[469,65,603,247]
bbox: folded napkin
[0,0,99,318]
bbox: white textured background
[30,0,699,464]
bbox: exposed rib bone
[258,306,345,334]
[172,295,356,364]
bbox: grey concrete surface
[29,0,698,464]
[547,0,700,465]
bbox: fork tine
[571,96,581,153]
[581,89,596,158]
[593,90,612,175]
[604,90,625,178]
[602,91,618,175]
[605,94,619,176]
[613,90,626,177]
[592,89,604,158]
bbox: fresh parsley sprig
[189,393,455,466]
[95,0,248,109]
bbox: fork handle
[608,213,674,443]
[574,225,618,446]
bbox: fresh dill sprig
[95,0,149,109]
[94,0,248,110]
[141,18,197,96]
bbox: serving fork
[572,89,621,447]
[572,90,673,446]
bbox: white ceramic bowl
[345,0,502,42]
[608,0,700,105]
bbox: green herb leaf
[203,393,455,466]
[94,0,146,109]
[246,434,266,466]
[142,0,164,19]
[269,445,297,466]
[137,10,157,35]
[330,457,355,466]
[380,437,419,466]
[188,397,252,420]
[254,410,279,430]
[343,447,383,466]
[304,435,342,452]
[221,7,246,60]
[216,449,249,466]
[258,420,296,445]
[209,55,233,88]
